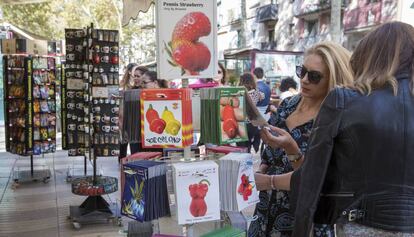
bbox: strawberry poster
[156,0,218,79]
[172,161,220,225]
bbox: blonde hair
[305,42,354,90]
[351,22,414,95]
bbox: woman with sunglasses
[256,22,414,237]
[248,42,353,237]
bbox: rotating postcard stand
[66,24,121,229]
[3,55,57,186]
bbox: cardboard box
[27,40,48,55]
[1,39,16,54]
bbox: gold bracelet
[270,175,276,190]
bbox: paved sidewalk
[0,149,258,237]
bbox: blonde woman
[256,22,414,236]
[249,42,353,237]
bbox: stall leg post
[183,224,194,237]
[93,153,97,186]
[84,155,87,176]
[30,155,34,177]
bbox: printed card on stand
[141,89,193,148]
[172,161,220,225]
[219,153,259,212]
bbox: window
[268,29,275,42]
[252,30,256,39]
[289,23,295,35]
[306,20,318,37]
[237,30,242,47]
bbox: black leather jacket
[290,73,414,236]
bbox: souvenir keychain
[40,101,49,112]
[34,114,41,127]
[34,101,40,113]
[33,86,40,98]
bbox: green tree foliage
[1,0,155,65]
[2,2,59,39]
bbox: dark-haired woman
[119,65,149,161]
[237,73,264,152]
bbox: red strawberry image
[188,180,209,217]
[172,40,211,75]
[166,12,212,76]
[172,12,211,42]
[238,174,253,201]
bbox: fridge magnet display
[140,89,193,148]
[156,0,218,79]
[89,29,121,157]
[63,28,89,156]
[63,28,121,157]
[172,161,220,225]
[3,55,57,155]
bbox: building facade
[217,0,407,66]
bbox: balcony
[261,41,277,50]
[294,0,346,19]
[343,1,382,32]
[228,9,242,25]
[256,4,278,24]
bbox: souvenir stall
[62,24,122,229]
[119,0,262,236]
[3,55,56,185]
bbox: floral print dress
[248,95,334,237]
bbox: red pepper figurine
[146,104,166,134]
[237,174,253,201]
[222,100,238,138]
[189,181,209,217]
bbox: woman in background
[142,71,169,89]
[237,73,264,153]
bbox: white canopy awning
[0,0,49,4]
[122,0,154,26]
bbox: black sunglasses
[296,65,324,84]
